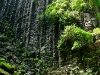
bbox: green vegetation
[88,0,100,10]
[0,0,100,74]
[0,58,15,75]
[57,25,93,50]
[39,0,100,74]
[70,0,87,11]
[39,0,80,26]
[57,26,100,74]
[39,0,100,27]
[93,28,100,34]
[33,58,47,75]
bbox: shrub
[39,0,80,26]
[70,0,87,11]
[57,25,93,50]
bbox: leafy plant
[33,58,48,75]
[39,0,71,26]
[93,28,100,34]
[57,25,93,50]
[59,11,80,26]
[88,0,100,9]
[70,0,87,11]
[71,41,81,50]
[0,58,15,74]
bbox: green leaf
[71,41,81,50]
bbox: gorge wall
[0,0,59,61]
[0,0,100,75]
[0,0,61,74]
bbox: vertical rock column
[0,0,33,50]
[28,0,53,57]
[0,0,59,64]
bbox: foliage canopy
[39,0,80,26]
[39,0,100,26]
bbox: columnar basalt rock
[83,13,96,31]
[0,0,60,74]
[0,0,59,63]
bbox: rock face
[83,13,96,31]
[0,0,60,74]
[0,0,59,60]
[0,0,100,74]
